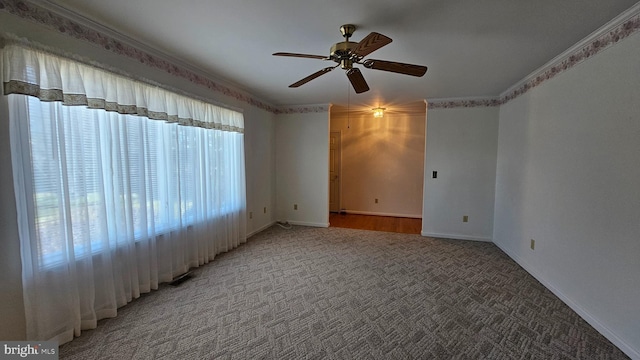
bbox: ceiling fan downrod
[340,24,356,40]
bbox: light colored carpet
[59,225,629,359]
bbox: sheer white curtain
[4,42,246,344]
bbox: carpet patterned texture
[59,226,629,359]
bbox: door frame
[329,130,342,213]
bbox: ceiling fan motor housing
[330,41,359,69]
[331,24,361,69]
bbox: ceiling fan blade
[273,52,329,60]
[346,68,370,94]
[363,59,428,77]
[289,66,336,88]
[352,32,392,58]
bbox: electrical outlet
[432,171,438,178]
[463,215,468,222]
[294,204,298,210]
[249,212,253,219]
[530,239,535,250]
[375,198,379,204]
[263,207,267,214]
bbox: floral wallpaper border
[428,98,502,109]
[1,1,639,112]
[498,9,640,105]
[0,0,279,113]
[275,105,330,114]
[423,7,640,109]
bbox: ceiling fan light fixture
[340,58,353,69]
[372,107,386,118]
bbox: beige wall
[330,103,426,218]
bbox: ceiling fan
[273,24,428,94]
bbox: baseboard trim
[344,210,422,219]
[286,220,330,228]
[421,232,492,242]
[493,241,640,360]
[247,221,276,238]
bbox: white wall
[493,33,640,358]
[275,112,329,227]
[422,106,499,241]
[244,105,277,236]
[330,105,425,218]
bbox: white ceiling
[45,0,638,108]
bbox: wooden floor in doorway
[329,213,422,235]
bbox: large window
[24,98,243,268]
[5,42,246,343]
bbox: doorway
[327,101,426,234]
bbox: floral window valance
[2,42,244,133]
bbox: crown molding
[500,2,640,103]
[3,1,640,112]
[32,1,232,88]
[428,3,640,110]
[1,0,279,113]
